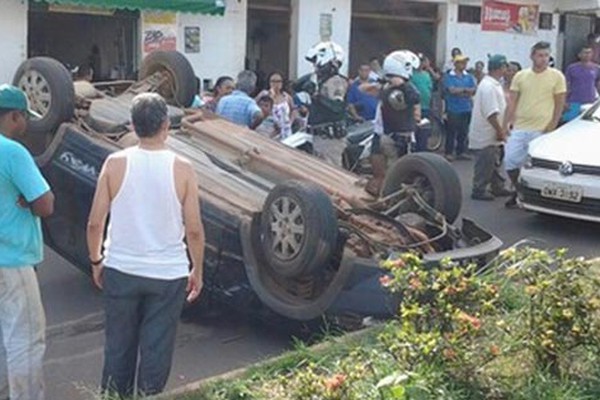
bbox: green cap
[0,84,42,118]
[488,54,508,71]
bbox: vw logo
[559,161,574,176]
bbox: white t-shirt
[468,75,506,150]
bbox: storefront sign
[481,0,540,35]
[142,11,177,54]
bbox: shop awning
[36,0,225,15]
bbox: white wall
[0,0,28,85]
[442,1,560,71]
[177,1,247,89]
[290,0,352,78]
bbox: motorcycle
[341,119,433,175]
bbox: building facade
[1,0,599,90]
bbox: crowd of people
[442,41,597,208]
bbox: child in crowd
[255,95,278,138]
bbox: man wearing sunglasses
[0,84,55,400]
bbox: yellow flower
[562,309,574,319]
[525,285,539,296]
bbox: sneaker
[456,153,473,161]
[504,195,518,209]
[444,154,455,162]
[471,192,495,201]
[492,188,514,197]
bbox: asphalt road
[34,157,600,399]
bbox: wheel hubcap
[269,196,305,261]
[18,70,51,119]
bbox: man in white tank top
[86,93,205,397]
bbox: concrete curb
[150,324,381,399]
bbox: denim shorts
[504,130,542,171]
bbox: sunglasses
[270,79,283,83]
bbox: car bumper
[519,167,600,223]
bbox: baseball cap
[453,54,470,63]
[0,84,42,118]
[488,54,509,71]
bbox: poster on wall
[184,27,201,53]
[481,0,540,35]
[142,11,177,54]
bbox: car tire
[382,153,462,223]
[13,57,75,141]
[260,180,338,279]
[139,51,196,107]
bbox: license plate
[541,183,583,203]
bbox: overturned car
[15,51,502,324]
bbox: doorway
[28,1,139,81]
[561,13,595,67]
[350,0,438,76]
[247,0,291,90]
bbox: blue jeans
[101,268,187,398]
[0,267,46,400]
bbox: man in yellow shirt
[503,41,567,208]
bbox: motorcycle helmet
[383,50,420,80]
[305,41,345,69]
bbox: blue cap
[0,84,42,118]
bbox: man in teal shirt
[411,54,441,151]
[0,84,54,400]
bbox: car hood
[529,119,600,166]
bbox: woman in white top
[256,72,295,139]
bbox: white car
[518,102,600,222]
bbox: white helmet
[305,41,345,68]
[383,50,420,79]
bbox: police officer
[366,50,422,196]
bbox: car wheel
[260,180,338,279]
[139,51,196,107]
[13,57,75,154]
[381,153,462,223]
